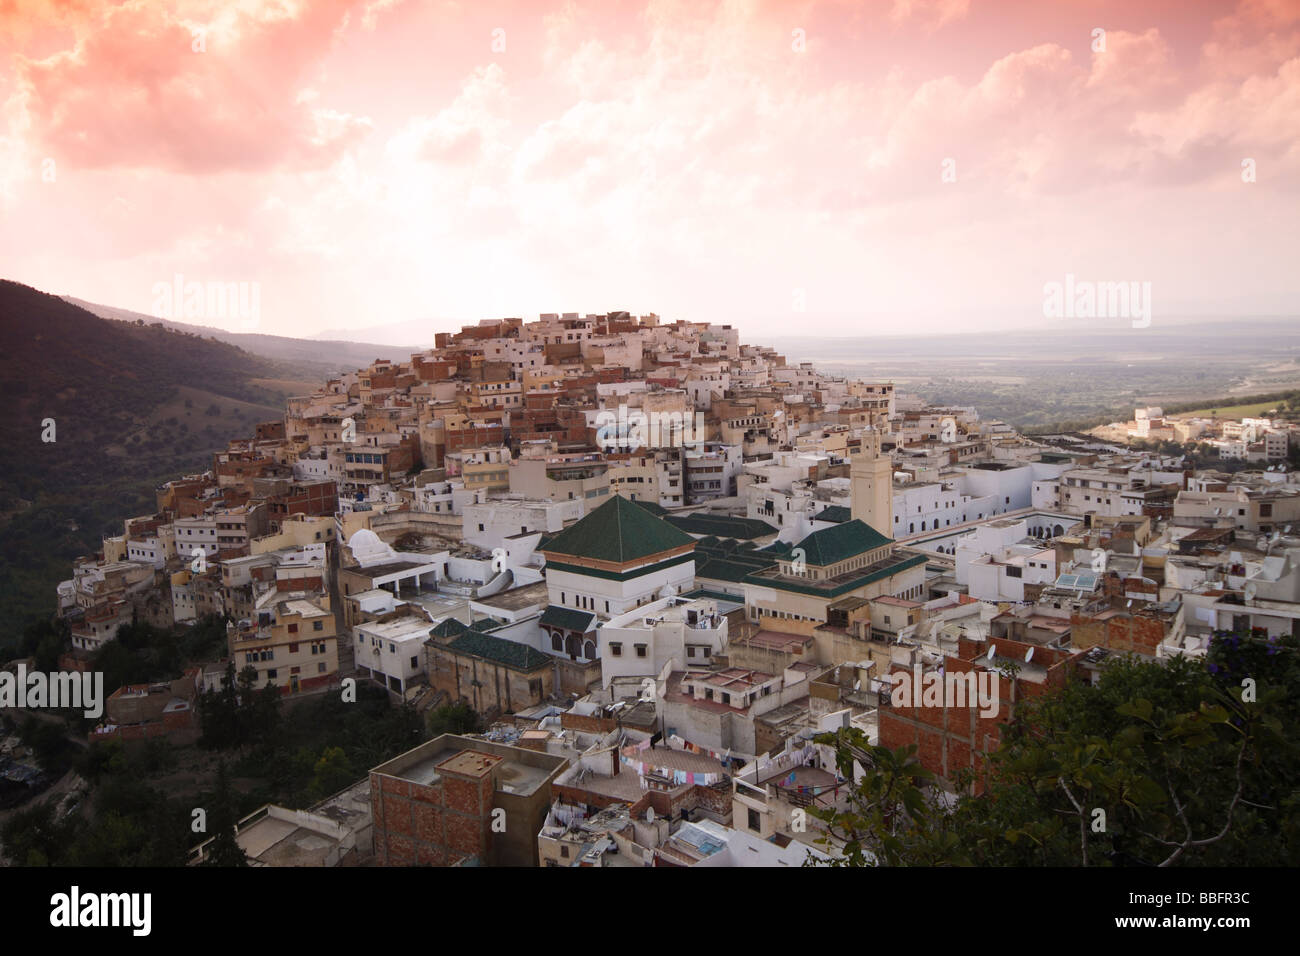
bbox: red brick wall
[371,766,496,867]
[1071,612,1166,656]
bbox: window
[748,808,761,832]
[267,669,277,680]
[288,623,299,634]
[318,662,326,673]
[610,642,622,657]
[313,620,324,631]
[635,644,647,658]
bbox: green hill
[0,280,310,649]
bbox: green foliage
[201,762,248,867]
[197,662,282,750]
[0,773,190,867]
[808,734,969,866]
[427,701,484,737]
[816,630,1299,866]
[0,280,313,650]
[229,681,425,808]
[309,746,354,801]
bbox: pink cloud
[14,0,370,174]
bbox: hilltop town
[37,311,1300,866]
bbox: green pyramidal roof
[540,493,695,564]
[795,519,893,567]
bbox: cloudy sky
[1,0,1296,341]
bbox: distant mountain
[309,315,449,349]
[63,296,423,374]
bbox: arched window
[583,640,596,660]
[550,630,563,652]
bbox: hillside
[0,281,313,647]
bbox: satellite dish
[986,643,997,662]
[1214,508,1222,516]
[1244,581,1257,601]
[1024,647,1034,663]
[1126,599,1133,608]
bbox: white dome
[347,528,395,566]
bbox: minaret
[851,428,893,538]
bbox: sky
[0,0,1297,341]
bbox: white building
[599,596,728,692]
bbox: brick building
[370,734,567,866]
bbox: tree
[198,661,241,749]
[309,746,354,801]
[202,762,248,867]
[427,701,483,737]
[813,629,1298,866]
[807,733,967,866]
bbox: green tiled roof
[815,505,852,524]
[539,604,596,633]
[696,557,768,583]
[795,519,893,567]
[430,617,468,638]
[695,534,779,583]
[665,513,778,540]
[679,588,744,604]
[446,631,552,671]
[540,494,694,564]
[630,499,668,517]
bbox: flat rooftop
[738,630,813,652]
[436,750,502,778]
[373,736,564,798]
[475,580,550,612]
[359,558,442,577]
